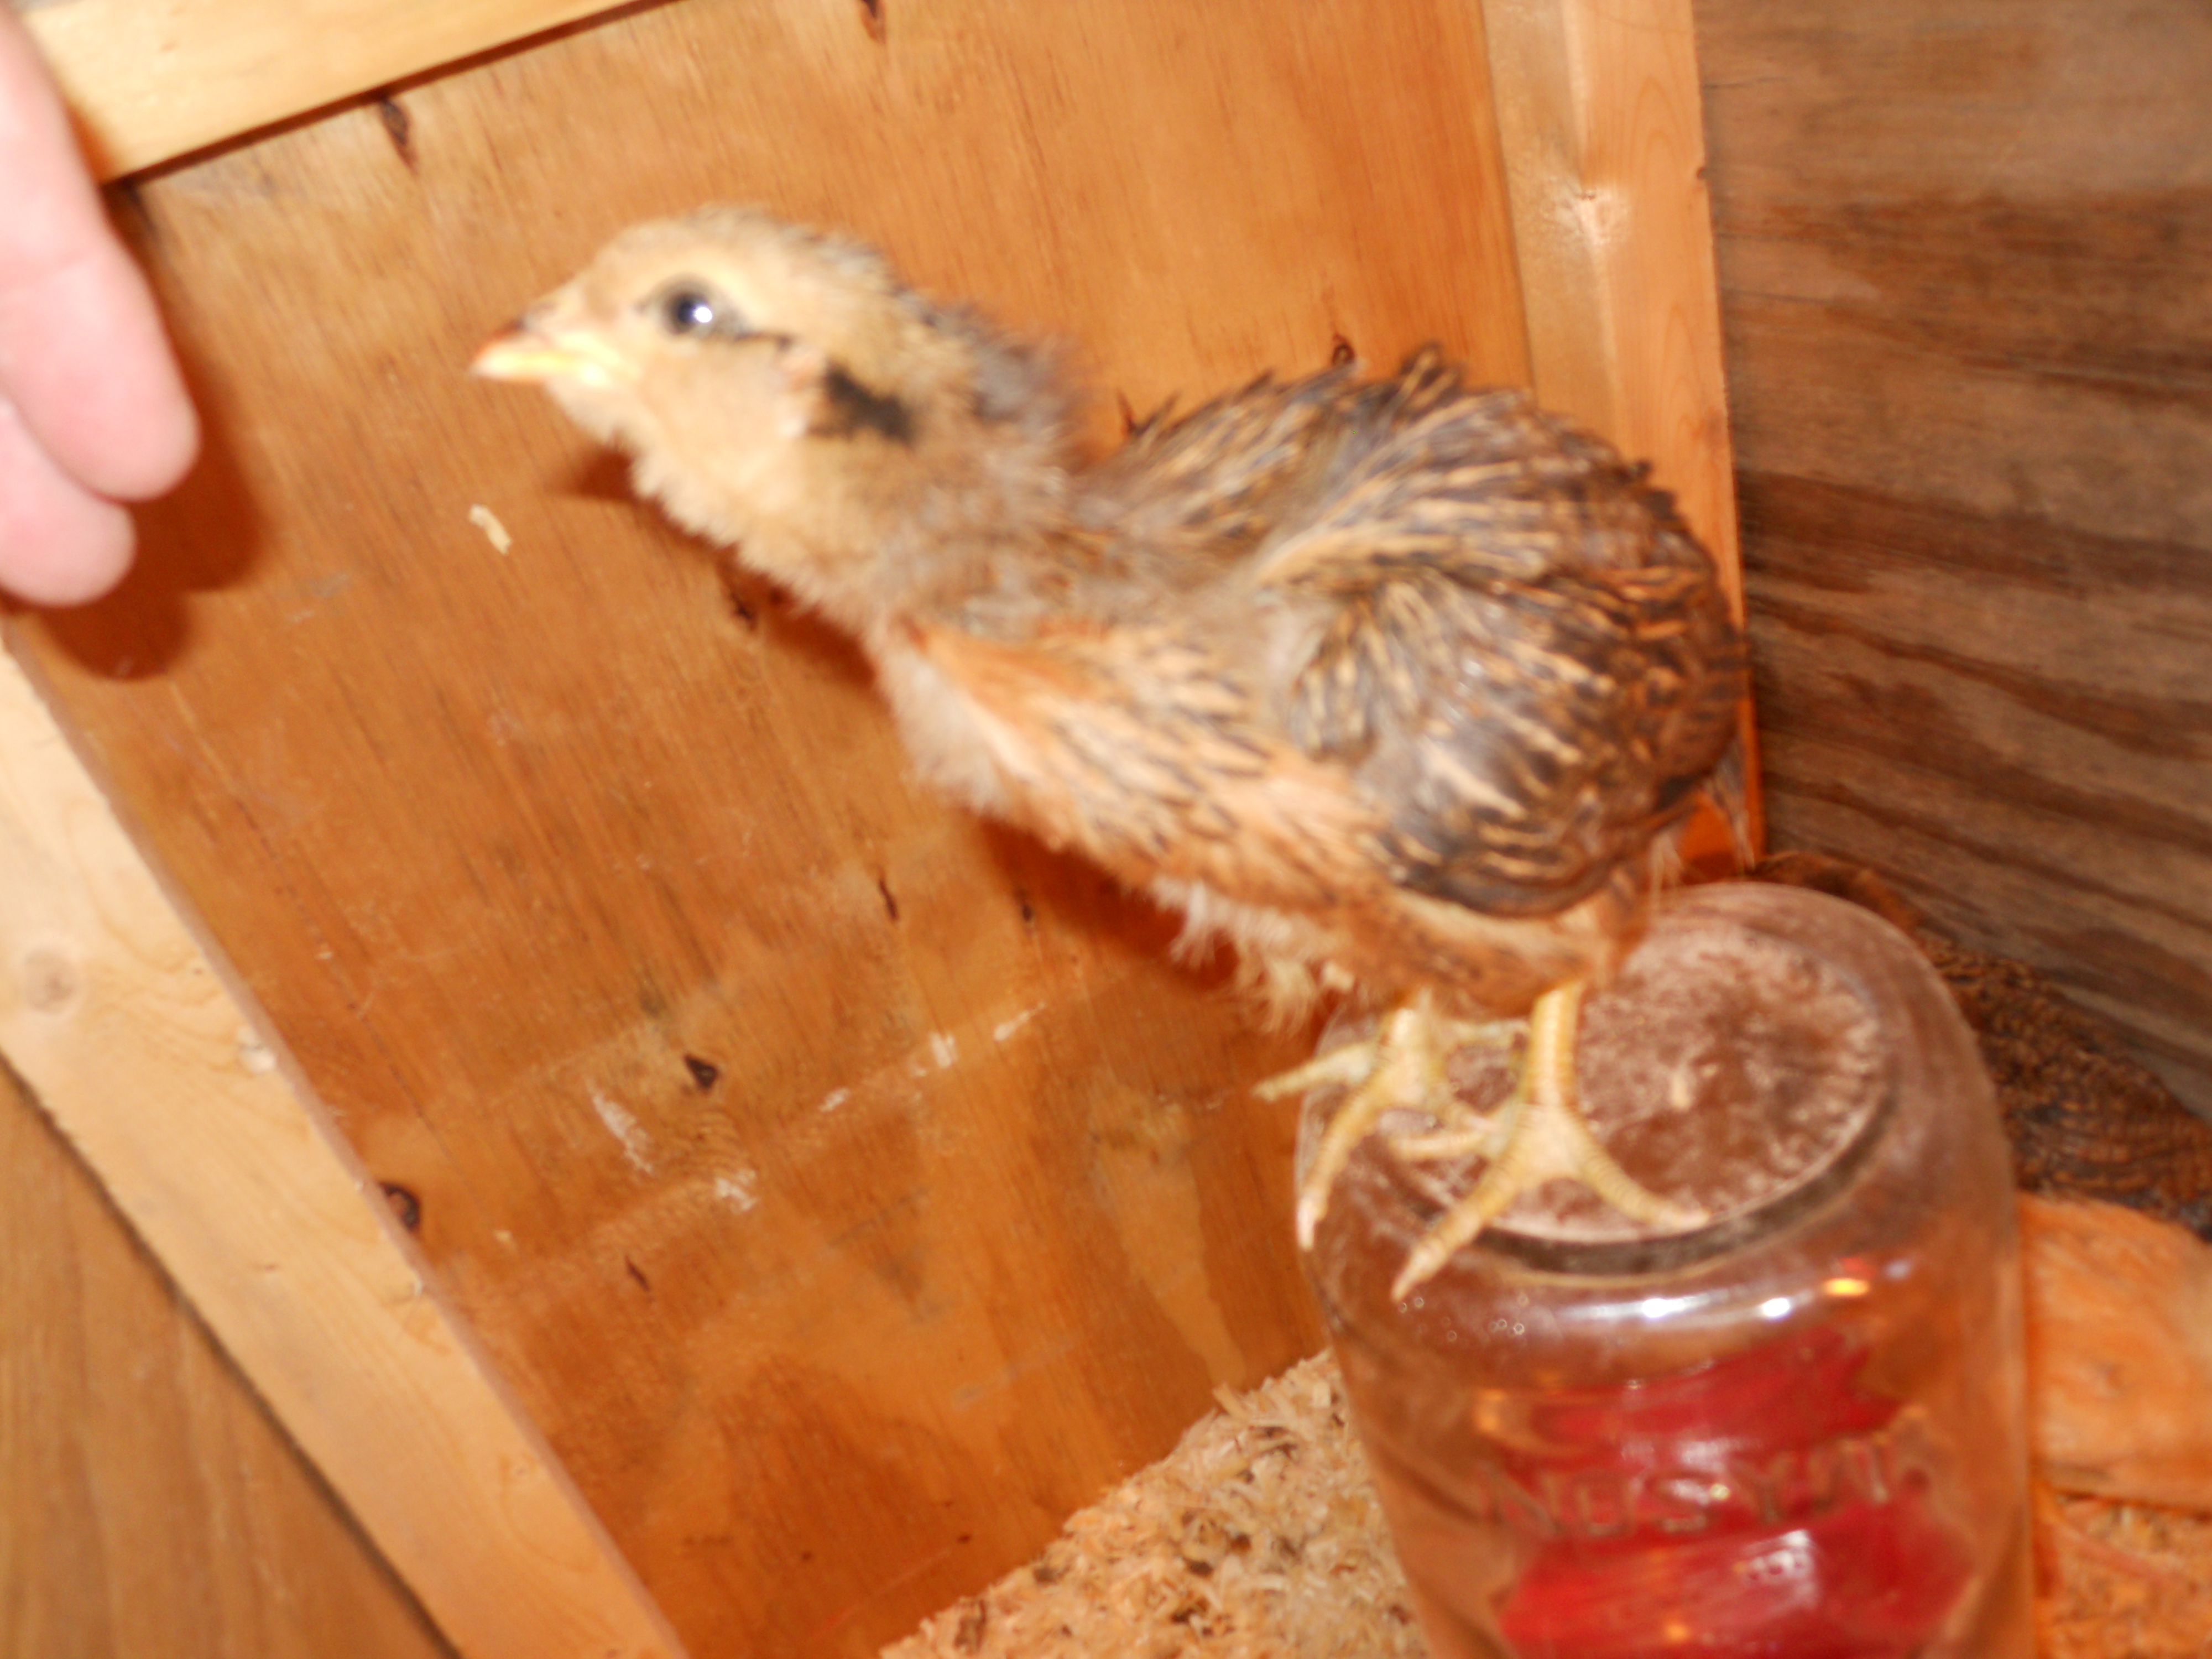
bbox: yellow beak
[470,320,634,389]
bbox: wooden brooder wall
[3,3,1739,1657]
[1691,0,2212,1119]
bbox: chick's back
[1055,346,1744,927]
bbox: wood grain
[18,0,629,178]
[0,1062,454,1659]
[15,3,1538,1651]
[1693,0,2212,1113]
[0,643,686,1659]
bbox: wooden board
[1692,0,2212,1114]
[0,1061,453,1659]
[14,2,1541,1651]
[19,0,627,178]
[0,643,686,1659]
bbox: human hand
[1,8,197,606]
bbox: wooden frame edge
[0,634,688,1659]
[24,0,634,180]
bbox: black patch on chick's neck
[810,362,915,444]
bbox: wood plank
[0,641,686,1659]
[20,0,627,179]
[1693,0,2212,1112]
[1484,0,1761,863]
[16,3,1525,1650]
[0,1061,455,1659]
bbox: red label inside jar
[1484,1322,1970,1657]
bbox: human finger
[0,9,198,502]
[0,385,135,605]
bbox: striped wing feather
[1234,351,1743,919]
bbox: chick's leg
[1255,990,1519,1249]
[1388,980,1703,1299]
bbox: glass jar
[1298,883,2032,1659]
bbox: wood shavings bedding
[880,1352,1424,1659]
[2037,1489,2212,1658]
[885,1349,2212,1658]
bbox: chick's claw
[1261,994,1519,1249]
[1389,1087,1709,1301]
[1279,982,1707,1298]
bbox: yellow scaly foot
[1259,980,1704,1297]
[1254,990,1516,1249]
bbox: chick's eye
[653,283,733,338]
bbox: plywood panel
[1693,0,2212,1112]
[16,2,1531,1651]
[0,1063,453,1659]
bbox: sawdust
[2038,1489,2212,1658]
[880,1353,1424,1659]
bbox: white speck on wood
[818,1087,851,1114]
[929,1031,959,1070]
[992,1006,1040,1044]
[237,1027,278,1074]
[467,503,513,554]
[713,1170,760,1213]
[589,1087,654,1175]
[1558,180,1626,254]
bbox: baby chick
[475,207,1745,1295]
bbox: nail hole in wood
[380,1182,423,1232]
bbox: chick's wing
[1241,357,1741,919]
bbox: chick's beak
[471,312,635,389]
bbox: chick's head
[476,206,1071,626]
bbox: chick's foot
[1388,981,1704,1298]
[1256,991,1519,1250]
[1264,982,1706,1297]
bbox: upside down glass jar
[1298,883,2032,1659]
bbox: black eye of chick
[653,283,735,338]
